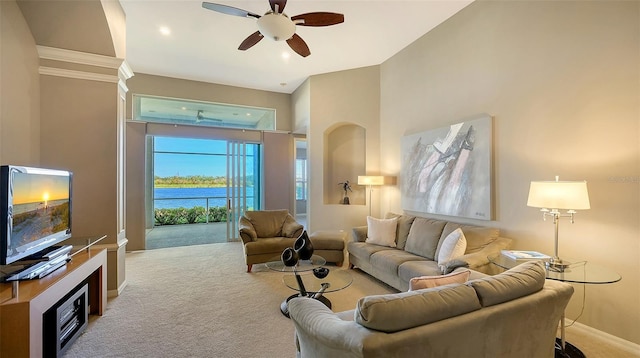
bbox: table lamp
[527,176,590,272]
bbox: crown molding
[119,79,129,93]
[37,45,123,69]
[119,60,134,80]
[39,67,119,83]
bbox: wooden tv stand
[0,248,107,357]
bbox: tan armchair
[238,210,304,272]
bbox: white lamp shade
[257,13,296,41]
[358,176,385,186]
[527,180,590,210]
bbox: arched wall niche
[323,123,366,205]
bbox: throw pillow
[439,222,499,254]
[404,218,447,260]
[384,212,415,250]
[441,258,470,275]
[437,228,467,270]
[354,284,481,333]
[409,269,471,291]
[365,216,398,247]
[467,261,545,307]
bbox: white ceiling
[120,0,473,94]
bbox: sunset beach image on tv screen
[10,172,70,251]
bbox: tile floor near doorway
[146,222,229,249]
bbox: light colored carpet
[63,242,639,358]
[62,242,391,358]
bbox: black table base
[555,338,586,358]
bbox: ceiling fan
[201,0,344,57]
[196,110,222,123]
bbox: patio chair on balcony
[238,210,304,273]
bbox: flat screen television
[0,165,72,265]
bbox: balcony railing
[153,196,255,226]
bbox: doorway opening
[146,136,261,249]
[295,138,308,227]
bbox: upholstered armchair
[238,210,304,272]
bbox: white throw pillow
[437,228,467,269]
[366,216,398,247]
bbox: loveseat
[348,213,512,291]
[289,261,574,358]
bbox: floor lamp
[526,176,590,272]
[358,176,387,216]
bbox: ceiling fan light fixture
[257,12,296,41]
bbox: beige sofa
[289,261,573,358]
[348,213,512,291]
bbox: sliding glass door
[226,141,261,241]
[149,137,261,248]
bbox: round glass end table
[488,254,621,284]
[488,253,621,358]
[266,255,353,317]
[265,254,326,272]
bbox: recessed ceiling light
[159,26,171,36]
[281,52,290,60]
[246,113,252,116]
[181,107,187,110]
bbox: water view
[154,187,255,209]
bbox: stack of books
[501,250,551,261]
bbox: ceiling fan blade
[286,34,310,57]
[269,0,287,14]
[291,12,344,27]
[196,110,223,122]
[239,31,264,51]
[202,2,260,19]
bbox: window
[133,94,276,131]
[296,159,307,200]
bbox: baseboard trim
[566,320,640,354]
[108,279,128,298]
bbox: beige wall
[3,0,129,295]
[379,0,639,344]
[39,76,119,239]
[16,0,116,57]
[304,66,381,232]
[291,78,310,135]
[0,0,40,165]
[263,132,294,211]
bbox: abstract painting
[401,115,493,220]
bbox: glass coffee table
[488,253,621,358]
[266,255,353,317]
[488,254,621,284]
